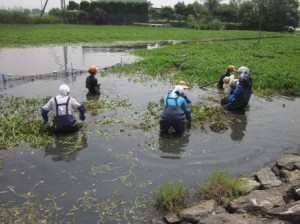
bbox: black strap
[54,97,70,115]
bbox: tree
[80,1,90,11]
[174,2,186,23]
[204,0,221,13]
[67,1,79,10]
[160,6,174,22]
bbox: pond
[0,44,300,223]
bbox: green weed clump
[82,98,131,111]
[154,181,186,213]
[198,168,248,205]
[0,95,52,149]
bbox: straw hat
[177,80,190,89]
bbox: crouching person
[41,84,85,134]
[160,85,192,136]
[221,66,252,111]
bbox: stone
[241,177,261,192]
[229,189,285,213]
[256,167,282,189]
[197,213,289,224]
[181,199,216,223]
[276,154,300,171]
[281,169,300,183]
[268,201,300,224]
[163,213,180,224]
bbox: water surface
[0,45,300,223]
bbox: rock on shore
[164,153,300,224]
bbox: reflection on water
[158,133,190,159]
[228,110,248,142]
[45,128,88,162]
[0,45,140,76]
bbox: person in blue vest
[160,85,192,135]
[41,84,85,133]
[221,66,253,111]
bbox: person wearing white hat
[221,66,252,111]
[176,80,192,104]
[160,85,192,135]
[41,84,85,133]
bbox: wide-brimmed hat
[177,80,190,89]
[227,65,235,71]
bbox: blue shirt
[164,92,190,113]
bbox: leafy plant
[154,181,186,213]
[198,168,248,205]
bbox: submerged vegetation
[0,95,131,149]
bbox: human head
[177,80,190,89]
[172,85,184,96]
[237,66,250,75]
[88,65,98,75]
[59,84,70,96]
[227,65,235,72]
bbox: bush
[154,181,186,213]
[198,168,248,205]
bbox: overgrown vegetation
[154,181,186,213]
[0,95,131,149]
[198,168,248,205]
[112,35,300,97]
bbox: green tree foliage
[160,6,174,22]
[67,1,79,10]
[80,1,90,11]
[174,1,186,22]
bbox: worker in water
[86,65,101,99]
[221,66,253,111]
[41,84,85,133]
[176,80,192,104]
[217,65,236,89]
[160,85,192,135]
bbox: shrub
[154,181,186,213]
[198,168,248,205]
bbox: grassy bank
[0,24,283,47]
[0,24,298,96]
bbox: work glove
[41,108,49,125]
[185,110,192,123]
[187,121,192,129]
[80,114,86,121]
[43,116,48,124]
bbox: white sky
[0,1,223,11]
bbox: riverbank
[164,153,300,224]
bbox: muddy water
[1,45,300,223]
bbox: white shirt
[42,94,81,116]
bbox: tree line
[0,0,298,31]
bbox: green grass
[0,24,298,95]
[154,181,186,213]
[0,24,283,47]
[112,35,300,96]
[198,168,248,205]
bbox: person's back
[41,84,85,133]
[86,66,100,96]
[160,86,192,135]
[222,66,252,111]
